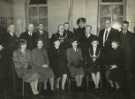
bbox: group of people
[0,17,135,96]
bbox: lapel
[71,47,80,56]
[89,45,100,56]
[107,28,115,41]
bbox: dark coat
[20,32,38,50]
[73,27,86,48]
[3,32,18,58]
[119,31,135,72]
[98,28,120,66]
[49,46,68,77]
[2,32,18,91]
[64,30,74,48]
[98,28,120,50]
[0,31,10,79]
[105,47,124,85]
[36,30,49,49]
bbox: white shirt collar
[9,32,14,36]
[28,32,32,36]
[105,27,111,33]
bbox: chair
[85,74,93,89]
[67,74,76,91]
[22,80,25,99]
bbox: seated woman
[87,40,101,89]
[49,39,68,90]
[31,39,54,91]
[13,39,39,95]
[106,41,124,90]
[67,39,84,88]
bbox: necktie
[103,30,108,46]
[105,30,108,41]
[121,33,127,48]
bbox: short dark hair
[19,39,27,48]
[77,17,86,25]
[37,39,44,44]
[123,21,129,25]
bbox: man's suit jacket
[3,32,18,57]
[0,32,18,79]
[67,48,83,68]
[119,31,135,71]
[20,31,38,50]
[98,28,120,51]
[36,30,49,49]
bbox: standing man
[64,22,73,39]
[0,26,8,98]
[3,24,18,96]
[98,19,120,50]
[63,22,73,48]
[98,19,120,64]
[20,24,38,50]
[98,19,120,88]
[37,24,49,49]
[120,21,135,97]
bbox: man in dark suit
[64,22,73,38]
[2,24,19,96]
[63,22,73,48]
[98,19,120,88]
[120,21,135,97]
[36,24,49,49]
[20,24,38,50]
[0,26,8,97]
[98,19,120,51]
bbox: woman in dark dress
[106,41,124,89]
[32,39,54,91]
[86,40,101,89]
[49,39,68,90]
[82,25,98,63]
[73,17,86,45]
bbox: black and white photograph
[0,0,135,99]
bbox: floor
[1,79,135,99]
[3,88,134,99]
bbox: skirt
[86,64,101,73]
[37,67,54,82]
[69,66,84,76]
[16,68,40,83]
[32,66,54,81]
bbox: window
[26,0,48,30]
[98,0,126,31]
